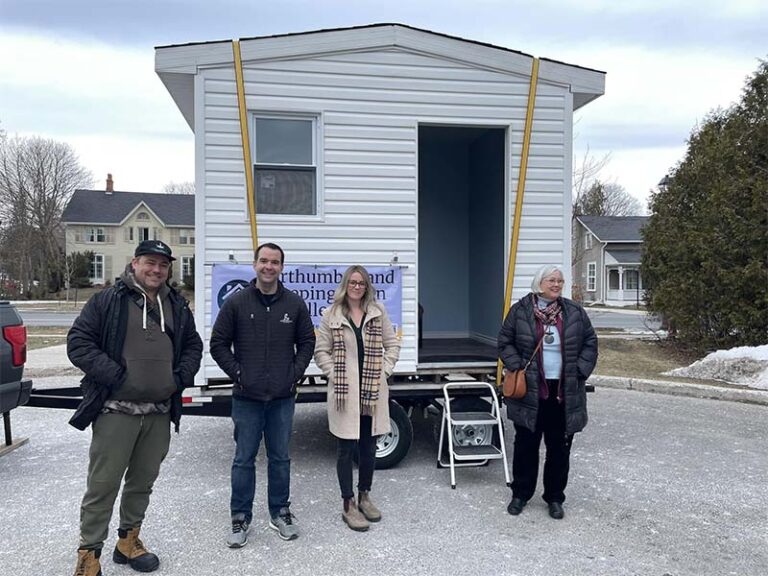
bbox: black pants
[336,415,377,500]
[511,381,574,504]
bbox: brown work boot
[358,491,382,522]
[73,548,102,576]
[113,527,160,572]
[342,497,369,532]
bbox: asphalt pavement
[2,388,767,576]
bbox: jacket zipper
[264,305,271,379]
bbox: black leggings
[336,415,377,500]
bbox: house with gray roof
[61,175,195,285]
[573,215,649,305]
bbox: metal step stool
[437,382,511,489]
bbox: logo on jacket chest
[279,313,293,324]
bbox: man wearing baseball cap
[67,240,202,575]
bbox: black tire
[434,396,502,467]
[374,400,413,469]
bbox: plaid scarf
[533,295,563,326]
[332,316,383,415]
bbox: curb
[589,375,768,407]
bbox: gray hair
[531,264,565,294]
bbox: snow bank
[665,345,768,390]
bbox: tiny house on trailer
[155,23,604,466]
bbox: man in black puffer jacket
[210,242,315,547]
[67,240,202,576]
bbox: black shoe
[548,502,564,519]
[507,497,526,515]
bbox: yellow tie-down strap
[497,57,539,388]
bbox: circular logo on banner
[218,279,250,308]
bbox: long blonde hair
[331,265,376,317]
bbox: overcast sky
[1,0,766,208]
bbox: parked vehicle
[1,301,32,453]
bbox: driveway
[585,307,661,332]
[2,388,766,576]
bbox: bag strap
[522,330,547,371]
[131,294,176,341]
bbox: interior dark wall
[418,133,469,335]
[468,129,505,341]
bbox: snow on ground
[665,345,768,390]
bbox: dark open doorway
[418,125,506,365]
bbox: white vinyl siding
[197,47,572,376]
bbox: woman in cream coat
[314,265,400,532]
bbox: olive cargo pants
[79,412,170,549]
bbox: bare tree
[572,146,611,206]
[574,180,643,217]
[0,135,93,296]
[162,180,195,195]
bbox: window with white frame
[181,256,193,281]
[124,227,134,242]
[609,269,620,290]
[88,227,106,243]
[625,269,639,290]
[90,254,104,283]
[137,212,149,220]
[138,227,150,241]
[585,233,593,249]
[587,262,596,292]
[253,115,317,215]
[179,229,195,245]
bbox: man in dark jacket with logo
[67,240,202,576]
[210,242,315,547]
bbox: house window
[138,227,150,241]
[88,227,106,243]
[124,227,134,242]
[609,269,620,290]
[625,270,639,290]
[179,229,195,245]
[253,116,317,215]
[137,212,149,220]
[585,233,592,250]
[181,256,193,280]
[587,262,596,292]
[90,254,104,283]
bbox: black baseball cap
[134,240,176,261]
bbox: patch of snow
[665,345,768,390]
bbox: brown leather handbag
[502,335,545,400]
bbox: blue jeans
[230,396,295,521]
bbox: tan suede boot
[342,498,370,532]
[358,491,382,522]
[113,527,160,572]
[73,548,102,576]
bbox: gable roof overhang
[119,201,166,227]
[156,23,605,131]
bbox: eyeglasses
[348,280,366,288]
[543,278,564,285]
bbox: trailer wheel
[374,400,413,469]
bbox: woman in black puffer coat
[498,264,597,520]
